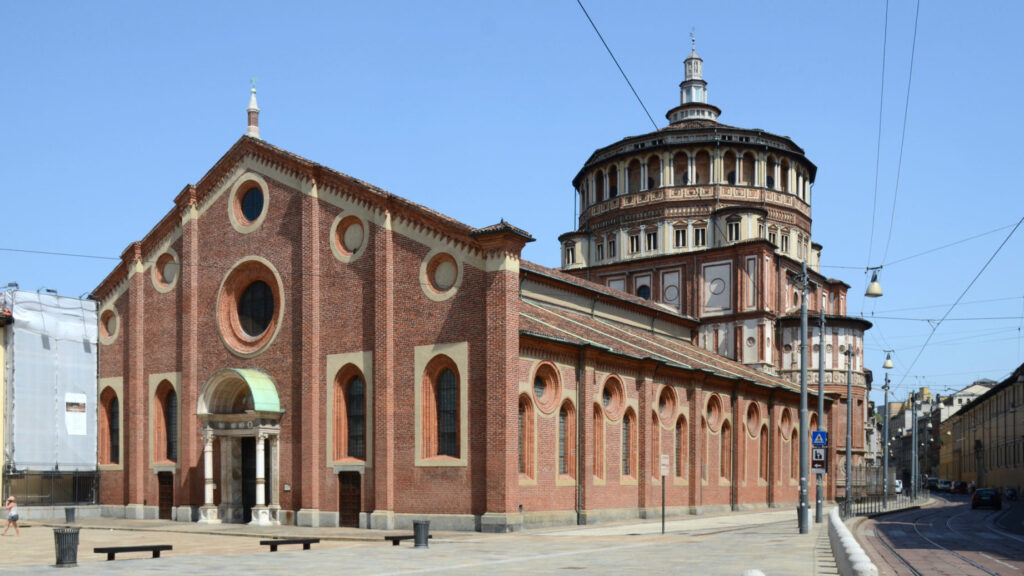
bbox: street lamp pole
[845,349,853,514]
[882,373,890,508]
[798,261,809,534]
[911,392,919,500]
[815,306,825,524]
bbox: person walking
[2,496,19,536]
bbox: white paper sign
[65,393,87,436]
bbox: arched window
[741,154,755,185]
[519,395,535,478]
[720,420,731,479]
[559,401,576,478]
[608,166,619,198]
[647,156,662,189]
[622,409,636,477]
[781,159,791,193]
[594,404,605,480]
[695,151,711,184]
[154,381,177,462]
[595,169,605,202]
[437,368,458,457]
[675,417,686,477]
[99,388,119,465]
[422,357,461,459]
[652,411,661,479]
[724,151,737,184]
[759,425,769,481]
[673,152,688,186]
[333,370,367,461]
[627,159,642,194]
[791,429,799,480]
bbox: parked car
[952,481,968,494]
[893,479,904,495]
[937,479,952,492]
[926,477,939,490]
[972,488,1002,510]
[1006,488,1018,501]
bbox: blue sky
[3,1,1022,408]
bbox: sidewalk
[0,508,838,575]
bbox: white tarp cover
[4,290,97,471]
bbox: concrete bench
[94,544,173,560]
[384,534,432,546]
[259,538,320,552]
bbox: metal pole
[816,308,825,524]
[661,475,665,535]
[845,349,852,515]
[911,392,919,500]
[882,375,890,509]
[798,262,809,534]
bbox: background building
[1,288,98,508]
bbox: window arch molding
[99,385,121,467]
[149,374,180,466]
[326,352,375,469]
[414,342,469,467]
[332,364,368,462]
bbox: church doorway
[157,472,173,520]
[338,472,361,527]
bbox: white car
[937,479,952,492]
[893,479,904,494]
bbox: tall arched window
[347,376,366,459]
[333,370,367,461]
[720,421,731,479]
[791,429,799,480]
[675,417,687,477]
[622,409,636,477]
[99,388,119,465]
[759,425,769,481]
[519,395,535,478]
[437,368,458,457]
[154,381,177,462]
[559,401,576,478]
[594,404,605,480]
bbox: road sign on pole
[811,446,828,474]
[812,430,828,446]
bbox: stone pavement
[0,508,838,575]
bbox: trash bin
[53,527,80,566]
[413,520,430,548]
[64,507,75,524]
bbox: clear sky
[3,1,1022,409]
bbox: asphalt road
[857,493,1024,575]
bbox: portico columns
[250,432,273,526]
[198,427,220,524]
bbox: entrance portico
[196,368,284,526]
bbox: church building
[94,48,866,531]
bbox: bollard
[65,507,76,524]
[53,527,80,567]
[412,520,430,548]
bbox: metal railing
[838,489,929,519]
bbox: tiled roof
[520,298,803,394]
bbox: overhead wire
[575,0,659,131]
[865,0,890,276]
[894,214,1024,389]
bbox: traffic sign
[811,447,828,474]
[811,430,828,446]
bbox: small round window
[637,285,651,300]
[601,377,625,420]
[152,251,180,292]
[706,394,723,432]
[238,280,274,337]
[99,308,119,344]
[241,187,264,222]
[658,387,676,424]
[534,377,547,401]
[420,250,462,301]
[532,362,561,414]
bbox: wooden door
[338,472,361,527]
[157,472,173,520]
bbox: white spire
[247,79,260,139]
[666,33,721,124]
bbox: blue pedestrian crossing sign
[811,431,828,446]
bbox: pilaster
[372,209,395,524]
[300,178,322,511]
[123,242,146,505]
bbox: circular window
[709,278,726,295]
[229,174,270,233]
[658,387,676,424]
[217,257,284,357]
[746,403,761,436]
[813,344,820,353]
[532,362,561,414]
[420,250,462,301]
[238,280,274,336]
[601,377,625,420]
[746,337,756,348]
[99,308,119,344]
[706,394,723,432]
[152,251,180,292]
[826,344,833,354]
[784,344,793,353]
[636,285,651,300]
[241,187,264,222]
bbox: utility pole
[816,305,825,524]
[797,262,809,534]
[845,349,853,515]
[882,374,890,508]
[911,392,919,500]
